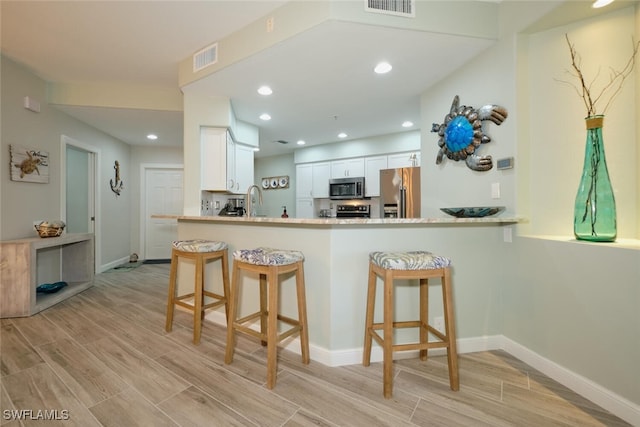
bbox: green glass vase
[573,115,616,242]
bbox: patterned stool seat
[369,251,451,270]
[233,247,304,266]
[172,239,228,253]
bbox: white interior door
[144,167,183,260]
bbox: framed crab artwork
[9,144,50,183]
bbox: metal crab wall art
[431,95,508,171]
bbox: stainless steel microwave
[329,177,365,200]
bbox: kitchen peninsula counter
[168,214,522,367]
[159,214,523,226]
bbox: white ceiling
[1,1,633,158]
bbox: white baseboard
[203,313,639,425]
[100,256,130,273]
[500,336,640,426]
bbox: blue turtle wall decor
[431,95,508,171]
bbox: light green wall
[503,237,639,405]
[254,153,296,217]
[0,56,132,270]
[418,1,639,407]
[507,6,640,406]
[637,4,640,237]
[525,7,637,238]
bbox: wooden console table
[0,233,94,318]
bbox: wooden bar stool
[165,239,230,345]
[225,247,309,389]
[363,250,459,398]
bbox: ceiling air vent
[365,0,415,17]
[273,140,289,144]
[193,43,218,73]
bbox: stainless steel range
[336,204,370,218]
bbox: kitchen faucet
[245,184,263,217]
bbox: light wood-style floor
[1,264,630,426]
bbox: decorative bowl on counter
[440,206,505,218]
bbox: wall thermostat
[497,157,514,170]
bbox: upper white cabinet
[234,143,255,193]
[201,127,254,194]
[295,151,420,201]
[312,162,330,198]
[331,158,365,178]
[387,152,421,169]
[201,127,228,192]
[226,132,236,192]
[364,156,388,197]
[296,162,331,199]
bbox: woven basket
[35,224,64,238]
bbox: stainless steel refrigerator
[380,167,420,218]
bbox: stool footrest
[175,292,227,311]
[369,329,450,352]
[233,319,302,343]
[233,311,303,343]
[370,321,446,341]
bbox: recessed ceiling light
[297,140,306,146]
[374,62,392,74]
[146,134,158,140]
[402,121,414,128]
[253,147,260,152]
[259,113,271,121]
[338,132,347,138]
[257,85,273,95]
[592,0,614,8]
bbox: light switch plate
[491,183,501,199]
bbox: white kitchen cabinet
[331,158,365,178]
[312,162,331,198]
[234,143,255,194]
[364,155,388,197]
[201,127,228,192]
[296,198,314,218]
[201,127,253,194]
[296,164,313,198]
[387,152,421,169]
[297,162,330,199]
[226,132,237,192]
